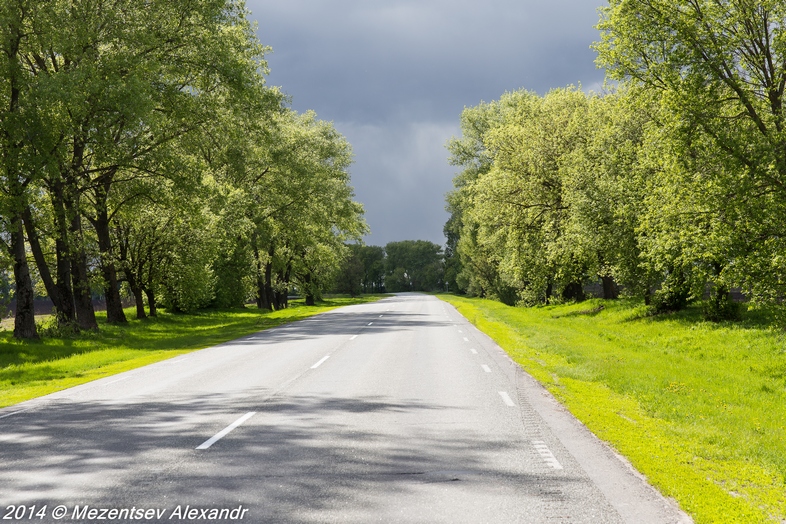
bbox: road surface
[0,294,691,523]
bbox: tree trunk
[50,182,77,324]
[94,210,126,324]
[68,207,98,331]
[22,206,70,323]
[262,256,275,310]
[145,289,157,317]
[253,241,271,310]
[601,275,619,300]
[126,271,146,319]
[278,263,292,309]
[132,286,146,319]
[303,272,315,306]
[10,218,38,339]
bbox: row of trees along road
[445,1,786,320]
[334,240,445,296]
[0,0,366,339]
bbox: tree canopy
[0,0,365,338]
[445,1,786,320]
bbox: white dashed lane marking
[196,412,256,450]
[498,392,515,407]
[311,356,330,369]
[481,365,491,373]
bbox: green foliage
[703,287,744,323]
[0,0,366,329]
[651,267,693,314]
[446,87,651,305]
[333,245,365,297]
[446,3,786,319]
[442,294,786,523]
[357,245,386,293]
[594,1,786,309]
[384,240,444,292]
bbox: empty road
[0,294,690,523]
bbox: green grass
[439,295,786,524]
[0,295,386,408]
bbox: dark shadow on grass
[619,301,782,331]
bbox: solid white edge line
[311,355,330,369]
[196,412,256,450]
[498,391,515,407]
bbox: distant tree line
[445,2,786,321]
[334,240,445,296]
[0,0,365,339]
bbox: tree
[333,244,364,297]
[445,98,516,302]
[384,240,444,292]
[595,0,786,305]
[560,87,654,301]
[357,245,385,293]
[0,0,46,338]
[4,0,275,331]
[214,106,365,310]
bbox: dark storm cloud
[246,0,606,245]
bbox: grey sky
[246,0,607,247]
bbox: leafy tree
[333,244,365,297]
[560,87,654,301]
[596,0,786,306]
[446,87,658,306]
[445,99,514,302]
[384,240,444,292]
[357,245,385,293]
[0,0,46,338]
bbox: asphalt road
[0,294,691,523]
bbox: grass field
[0,296,385,409]
[439,295,786,524]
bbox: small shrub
[652,272,692,313]
[703,288,743,322]
[35,316,81,338]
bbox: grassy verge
[439,295,786,524]
[0,295,386,408]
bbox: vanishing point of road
[0,294,691,523]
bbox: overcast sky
[245,0,607,247]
